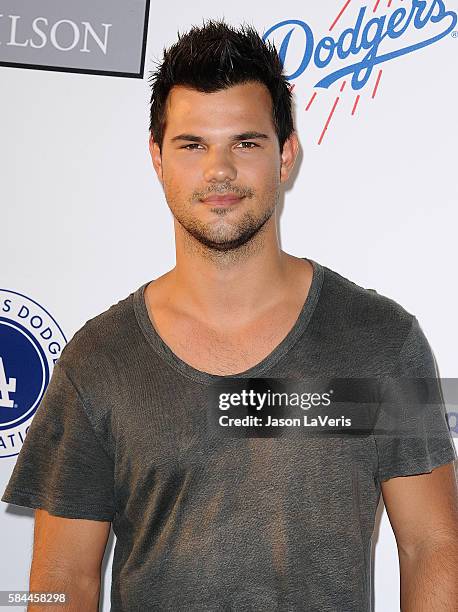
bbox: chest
[151,306,302,376]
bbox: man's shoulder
[320,263,415,335]
[56,283,144,378]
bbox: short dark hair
[148,19,294,153]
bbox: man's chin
[189,234,254,252]
[177,208,275,253]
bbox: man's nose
[203,148,237,182]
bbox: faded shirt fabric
[2,259,457,612]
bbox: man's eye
[182,143,204,150]
[237,141,258,149]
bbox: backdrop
[1,1,457,610]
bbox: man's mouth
[200,194,244,205]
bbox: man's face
[149,81,298,252]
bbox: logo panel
[263,0,457,143]
[0,289,66,458]
[0,0,150,77]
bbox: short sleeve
[1,362,115,521]
[374,316,457,482]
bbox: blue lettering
[430,0,451,23]
[387,2,417,39]
[262,1,457,91]
[361,16,387,51]
[314,36,335,68]
[263,20,314,80]
[386,8,409,39]
[316,8,456,89]
[414,0,443,28]
[336,7,367,59]
[348,7,367,56]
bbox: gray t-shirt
[2,258,456,612]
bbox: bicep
[31,509,111,580]
[381,461,458,556]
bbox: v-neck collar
[133,257,324,385]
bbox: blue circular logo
[0,289,66,458]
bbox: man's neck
[154,248,312,329]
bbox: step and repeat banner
[1,1,457,610]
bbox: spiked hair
[148,19,294,152]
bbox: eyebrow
[170,131,270,143]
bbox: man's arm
[381,461,458,612]
[28,509,111,612]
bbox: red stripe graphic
[373,0,381,11]
[351,95,361,115]
[306,91,317,111]
[372,70,383,98]
[318,97,340,145]
[340,80,347,92]
[329,0,352,31]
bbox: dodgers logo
[263,0,457,143]
[0,289,66,458]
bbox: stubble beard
[171,193,279,263]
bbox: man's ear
[149,133,163,185]
[280,131,300,183]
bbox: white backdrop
[1,1,457,610]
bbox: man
[2,19,457,612]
